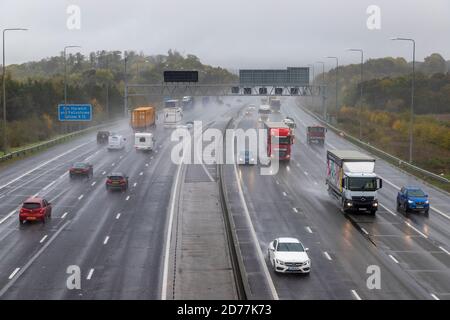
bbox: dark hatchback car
[19,197,52,224]
[397,186,430,215]
[97,131,110,144]
[69,162,93,178]
[106,172,129,191]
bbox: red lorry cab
[264,122,294,161]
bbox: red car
[19,197,52,224]
[106,172,129,192]
[69,162,93,178]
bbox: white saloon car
[268,237,311,274]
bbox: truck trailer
[326,150,382,215]
[131,106,156,131]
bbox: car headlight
[373,202,378,207]
[346,201,353,207]
[239,158,243,162]
[276,259,285,266]
[251,158,255,162]
[408,200,414,204]
[425,200,429,204]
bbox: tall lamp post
[124,53,128,117]
[316,61,326,120]
[308,64,315,107]
[63,45,81,134]
[391,37,415,163]
[2,28,28,154]
[346,48,364,140]
[326,56,339,123]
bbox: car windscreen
[277,242,304,252]
[108,176,124,180]
[73,163,87,168]
[408,189,426,197]
[348,177,377,191]
[23,202,41,210]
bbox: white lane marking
[314,181,318,185]
[324,252,332,261]
[304,171,309,176]
[361,227,369,235]
[125,196,130,201]
[0,220,70,297]
[39,235,48,243]
[150,156,154,160]
[91,181,96,186]
[133,182,137,187]
[119,156,123,159]
[431,293,440,300]
[0,210,16,224]
[232,154,279,300]
[306,226,313,234]
[145,163,149,167]
[389,254,399,264]
[111,163,115,166]
[61,212,68,219]
[155,150,158,153]
[379,203,397,216]
[86,268,94,280]
[405,222,428,239]
[286,166,290,172]
[282,192,287,197]
[296,163,300,167]
[0,142,90,192]
[378,175,400,190]
[116,213,121,220]
[292,207,298,213]
[430,206,450,221]
[102,171,106,175]
[439,246,450,255]
[351,290,362,300]
[139,172,143,176]
[326,142,337,149]
[161,149,185,300]
[78,194,84,200]
[42,180,56,191]
[103,236,109,245]
[275,180,280,185]
[8,268,20,280]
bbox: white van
[107,134,126,150]
[134,132,155,152]
[163,107,183,127]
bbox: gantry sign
[126,68,325,98]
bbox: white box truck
[326,150,382,215]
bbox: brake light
[106,179,112,184]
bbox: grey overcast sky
[1,0,449,69]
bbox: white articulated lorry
[326,150,382,215]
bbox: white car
[237,151,256,165]
[268,237,311,274]
[107,135,126,151]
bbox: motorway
[0,96,448,300]
[0,99,239,299]
[228,96,450,300]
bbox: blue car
[396,186,430,216]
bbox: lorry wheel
[424,209,429,217]
[370,209,377,216]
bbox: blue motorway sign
[58,104,92,121]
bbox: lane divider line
[324,252,332,261]
[292,208,298,213]
[39,235,48,243]
[8,268,20,280]
[431,293,440,300]
[351,289,362,300]
[116,213,121,220]
[61,212,68,219]
[103,236,109,245]
[78,194,84,200]
[306,226,313,234]
[405,222,428,239]
[389,254,399,264]
[86,268,94,280]
[0,210,16,225]
[439,246,450,255]
[379,203,397,216]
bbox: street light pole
[124,53,128,117]
[315,61,326,120]
[347,48,364,140]
[308,64,315,107]
[326,56,339,123]
[2,28,28,154]
[391,37,415,163]
[63,45,81,134]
